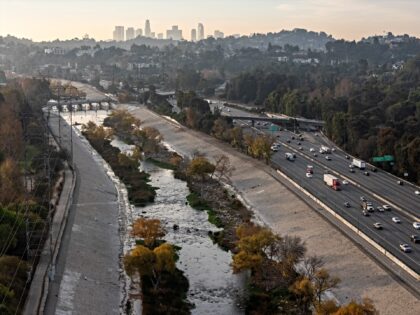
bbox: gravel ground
[123,104,420,315]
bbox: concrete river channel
[61,110,245,314]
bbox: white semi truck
[352,158,366,169]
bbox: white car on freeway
[310,148,315,152]
[392,217,401,223]
[413,222,420,229]
[382,205,391,211]
[342,180,349,185]
[415,190,420,195]
[306,173,313,178]
[400,244,412,253]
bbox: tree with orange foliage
[332,298,378,315]
[124,243,176,291]
[131,218,166,248]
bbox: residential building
[44,47,66,55]
[214,30,224,39]
[113,26,125,41]
[145,19,151,37]
[191,29,197,42]
[197,23,204,40]
[126,27,135,41]
[166,25,182,41]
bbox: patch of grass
[207,209,223,228]
[147,158,177,170]
[187,192,223,228]
[186,192,210,210]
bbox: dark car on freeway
[410,235,420,243]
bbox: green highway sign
[372,155,395,162]
[372,157,384,162]
[383,155,395,161]
[269,124,279,132]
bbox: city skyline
[1,0,420,41]
[112,22,206,41]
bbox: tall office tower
[166,26,183,41]
[191,29,197,42]
[197,23,204,40]
[157,33,164,39]
[145,19,151,37]
[113,26,125,41]
[126,27,135,41]
[135,28,143,37]
[214,30,225,39]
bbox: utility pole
[70,103,74,167]
[56,83,62,146]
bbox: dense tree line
[0,78,64,314]
[224,55,420,183]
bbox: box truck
[352,158,366,169]
[323,174,340,190]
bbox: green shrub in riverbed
[83,128,156,205]
[186,192,210,210]
[146,157,177,170]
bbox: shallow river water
[63,111,246,314]
[112,138,246,315]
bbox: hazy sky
[1,0,419,41]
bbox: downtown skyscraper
[113,26,124,41]
[145,20,151,37]
[197,23,204,40]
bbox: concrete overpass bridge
[46,98,116,112]
[228,115,324,129]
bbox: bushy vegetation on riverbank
[0,78,64,314]
[82,122,156,206]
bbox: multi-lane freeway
[216,103,420,276]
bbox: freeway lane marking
[279,141,419,222]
